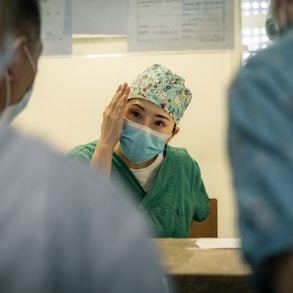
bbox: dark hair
[1,0,17,34]
[0,0,17,48]
[16,0,41,50]
[172,123,176,133]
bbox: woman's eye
[154,121,164,127]
[129,111,142,119]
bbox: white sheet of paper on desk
[195,238,241,249]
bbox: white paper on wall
[128,0,235,52]
[72,0,128,35]
[41,0,72,56]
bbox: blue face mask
[0,45,36,127]
[0,82,33,126]
[119,118,171,164]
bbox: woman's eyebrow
[132,104,145,112]
[132,103,171,121]
[155,114,171,121]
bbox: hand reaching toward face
[90,83,130,176]
[99,82,130,149]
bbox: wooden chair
[188,198,218,238]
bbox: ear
[166,126,180,144]
[6,36,27,82]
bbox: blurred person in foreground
[0,0,172,292]
[228,0,293,292]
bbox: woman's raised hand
[90,83,130,176]
[99,82,130,150]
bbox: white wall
[14,48,241,237]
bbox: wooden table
[153,238,257,293]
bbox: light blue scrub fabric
[0,127,171,293]
[228,21,293,288]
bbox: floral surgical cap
[129,64,192,125]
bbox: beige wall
[13,48,241,237]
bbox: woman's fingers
[108,83,129,110]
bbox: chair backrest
[188,198,218,238]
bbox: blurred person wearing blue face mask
[0,45,37,126]
[69,64,210,238]
[0,0,42,125]
[0,1,174,293]
[228,0,293,292]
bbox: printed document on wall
[41,0,72,56]
[72,0,128,35]
[128,0,235,52]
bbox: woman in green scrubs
[69,64,210,238]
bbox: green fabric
[69,141,209,238]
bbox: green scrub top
[69,141,210,238]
